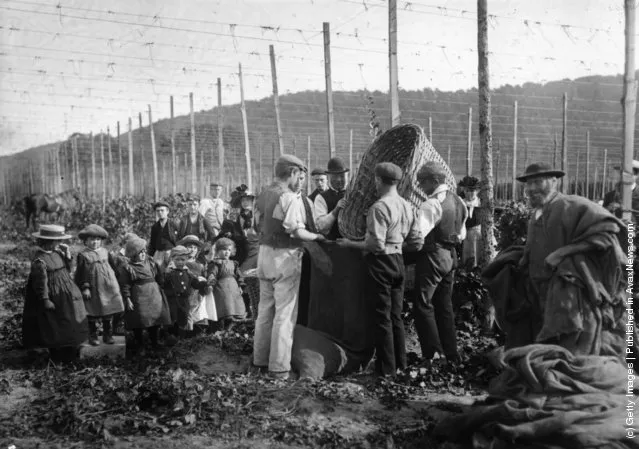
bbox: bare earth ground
[0,231,490,449]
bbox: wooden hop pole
[512,101,518,201]
[148,105,160,202]
[128,118,134,196]
[238,63,253,192]
[389,0,400,127]
[170,96,177,195]
[561,92,568,194]
[622,0,637,222]
[270,45,284,155]
[139,113,146,197]
[91,132,96,199]
[217,78,224,187]
[100,132,106,210]
[467,107,473,175]
[107,126,113,199]
[189,92,197,194]
[323,22,336,158]
[586,131,591,199]
[117,122,123,197]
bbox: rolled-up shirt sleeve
[365,203,388,254]
[420,198,443,237]
[275,192,306,234]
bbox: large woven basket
[338,124,455,241]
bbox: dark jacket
[177,213,215,242]
[148,219,179,256]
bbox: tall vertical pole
[200,150,205,198]
[170,96,177,195]
[258,142,263,191]
[239,63,253,192]
[73,136,80,193]
[100,132,106,210]
[466,107,472,176]
[349,129,353,172]
[190,92,197,194]
[71,139,77,189]
[512,101,518,201]
[505,153,510,200]
[139,113,146,197]
[553,132,558,168]
[323,22,336,158]
[128,118,134,196]
[447,145,451,168]
[270,45,285,155]
[428,116,433,142]
[306,136,311,195]
[117,121,123,197]
[575,146,581,195]
[217,78,225,188]
[561,92,568,194]
[602,148,608,201]
[107,126,113,199]
[90,132,96,199]
[585,130,591,199]
[148,105,159,202]
[477,0,495,266]
[184,154,188,194]
[495,138,501,201]
[389,0,400,127]
[622,0,637,222]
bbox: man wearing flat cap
[338,162,423,377]
[603,160,639,224]
[200,182,226,238]
[149,200,180,274]
[412,161,467,365]
[315,157,350,240]
[253,154,327,379]
[309,168,329,203]
[485,162,629,358]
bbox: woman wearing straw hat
[22,224,88,360]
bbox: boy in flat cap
[309,168,329,202]
[315,157,350,240]
[413,162,467,365]
[148,200,179,274]
[338,162,422,377]
[253,154,326,379]
[178,194,216,243]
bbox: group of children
[22,221,249,357]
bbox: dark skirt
[124,280,172,329]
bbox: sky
[0,0,630,155]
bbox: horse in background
[24,189,81,230]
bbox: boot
[148,326,162,349]
[88,319,100,346]
[102,318,115,344]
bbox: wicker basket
[338,124,456,240]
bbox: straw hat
[32,224,71,240]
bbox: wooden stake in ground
[100,132,106,210]
[270,45,285,155]
[447,145,451,168]
[389,0,400,127]
[622,0,637,222]
[511,101,518,201]
[307,136,311,195]
[170,96,177,195]
[139,113,146,197]
[585,131,591,199]
[107,127,113,199]
[239,63,253,191]
[561,92,568,194]
[189,93,197,194]
[477,0,496,267]
[428,116,433,142]
[128,118,134,196]
[349,129,353,172]
[323,22,336,158]
[217,78,224,187]
[467,107,473,176]
[602,148,608,201]
[91,132,96,198]
[117,121,123,197]
[71,138,77,189]
[148,105,160,202]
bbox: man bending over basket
[337,162,422,377]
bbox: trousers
[365,253,406,376]
[253,245,303,373]
[413,245,459,360]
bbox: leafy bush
[495,201,530,251]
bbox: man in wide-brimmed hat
[148,200,180,273]
[308,168,329,202]
[314,157,350,240]
[411,161,467,365]
[603,160,639,223]
[485,162,628,357]
[253,154,326,379]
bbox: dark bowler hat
[375,162,403,181]
[78,224,108,240]
[458,176,480,191]
[153,200,171,210]
[32,224,72,240]
[326,157,350,174]
[275,154,307,173]
[516,163,565,182]
[311,168,327,176]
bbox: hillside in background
[1,72,633,198]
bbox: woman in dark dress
[22,224,88,360]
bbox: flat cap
[125,237,147,259]
[417,161,448,182]
[374,162,403,181]
[153,200,170,210]
[311,168,326,176]
[78,224,108,240]
[177,235,203,248]
[185,194,200,202]
[170,245,191,258]
[215,237,235,250]
[275,154,307,173]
